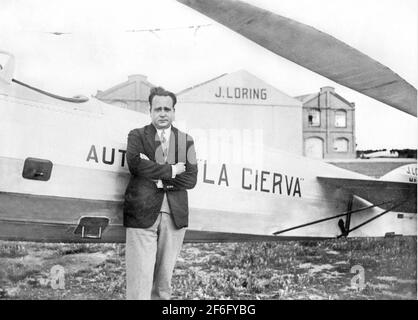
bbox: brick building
[295,86,356,159]
[95,74,155,113]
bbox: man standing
[124,86,198,300]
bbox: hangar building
[175,70,303,155]
[95,71,356,159]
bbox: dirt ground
[0,236,416,300]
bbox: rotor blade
[177,0,417,116]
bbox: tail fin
[380,163,417,183]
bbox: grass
[0,237,416,300]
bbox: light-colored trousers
[125,212,186,300]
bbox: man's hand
[173,162,186,175]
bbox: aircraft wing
[317,176,417,213]
[177,0,417,116]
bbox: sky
[0,0,416,150]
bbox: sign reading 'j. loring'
[215,86,267,100]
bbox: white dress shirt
[155,125,177,214]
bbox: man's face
[150,95,175,129]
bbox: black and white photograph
[0,0,416,302]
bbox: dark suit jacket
[123,124,198,229]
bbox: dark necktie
[161,129,168,161]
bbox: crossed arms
[126,130,198,190]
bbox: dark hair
[148,86,177,110]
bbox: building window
[308,109,320,126]
[333,138,349,152]
[335,110,347,127]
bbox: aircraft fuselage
[0,86,416,243]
